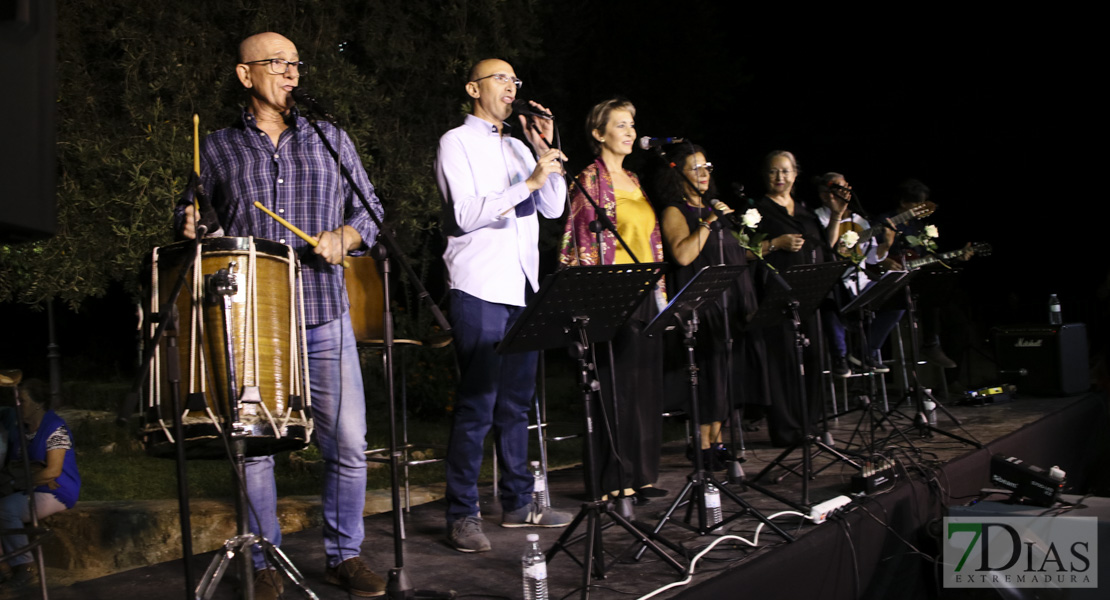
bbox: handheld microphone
[512,98,554,120]
[639,136,685,150]
[709,199,745,229]
[291,87,337,123]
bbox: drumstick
[253,201,350,268]
[193,114,200,175]
[192,114,201,225]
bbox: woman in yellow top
[558,98,667,503]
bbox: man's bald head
[238,32,297,64]
[468,58,512,84]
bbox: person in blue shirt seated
[0,378,80,586]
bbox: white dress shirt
[816,206,889,295]
[436,114,566,306]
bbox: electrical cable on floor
[633,511,806,600]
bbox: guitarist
[814,173,904,376]
[880,179,969,369]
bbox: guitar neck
[906,243,990,270]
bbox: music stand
[635,266,795,555]
[499,264,686,600]
[833,270,923,453]
[747,262,857,506]
[873,268,982,449]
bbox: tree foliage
[0,0,547,310]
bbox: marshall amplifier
[993,323,1089,396]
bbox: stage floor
[37,390,1109,600]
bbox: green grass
[60,355,687,501]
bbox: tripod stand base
[548,499,686,600]
[635,470,795,564]
[196,533,318,600]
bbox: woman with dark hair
[753,150,829,446]
[558,98,667,502]
[657,144,779,468]
[1,379,80,585]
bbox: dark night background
[2,2,1105,387]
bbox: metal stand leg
[196,534,318,600]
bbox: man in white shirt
[434,58,570,553]
[814,172,902,376]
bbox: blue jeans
[246,314,367,570]
[823,307,906,358]
[0,492,68,566]
[445,289,537,522]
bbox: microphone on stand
[639,136,685,150]
[730,182,753,205]
[291,87,337,123]
[184,172,221,238]
[511,98,554,120]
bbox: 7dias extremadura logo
[943,516,1097,588]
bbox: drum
[143,237,312,458]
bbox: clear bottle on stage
[531,460,550,508]
[705,483,723,526]
[923,395,938,427]
[1049,294,1062,325]
[522,533,549,600]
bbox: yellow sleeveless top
[612,187,655,265]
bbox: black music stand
[833,269,923,453]
[747,262,856,506]
[498,264,686,600]
[635,266,795,554]
[874,268,982,449]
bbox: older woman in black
[752,150,829,446]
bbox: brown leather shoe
[325,557,386,597]
[254,568,283,600]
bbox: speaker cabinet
[0,0,57,242]
[994,323,1089,396]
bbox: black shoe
[637,486,669,498]
[7,563,35,586]
[712,443,732,466]
[865,354,890,373]
[629,492,651,506]
[920,345,957,368]
[832,355,852,378]
[699,448,724,471]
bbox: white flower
[839,230,860,249]
[741,208,762,229]
[924,224,939,238]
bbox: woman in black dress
[752,150,829,446]
[657,144,779,467]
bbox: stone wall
[39,484,445,585]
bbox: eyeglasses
[242,58,306,76]
[767,169,794,176]
[471,73,523,89]
[686,162,714,174]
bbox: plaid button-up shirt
[175,108,383,326]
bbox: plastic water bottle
[923,395,937,426]
[531,461,550,508]
[704,483,723,526]
[522,533,549,600]
[1048,294,1062,325]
